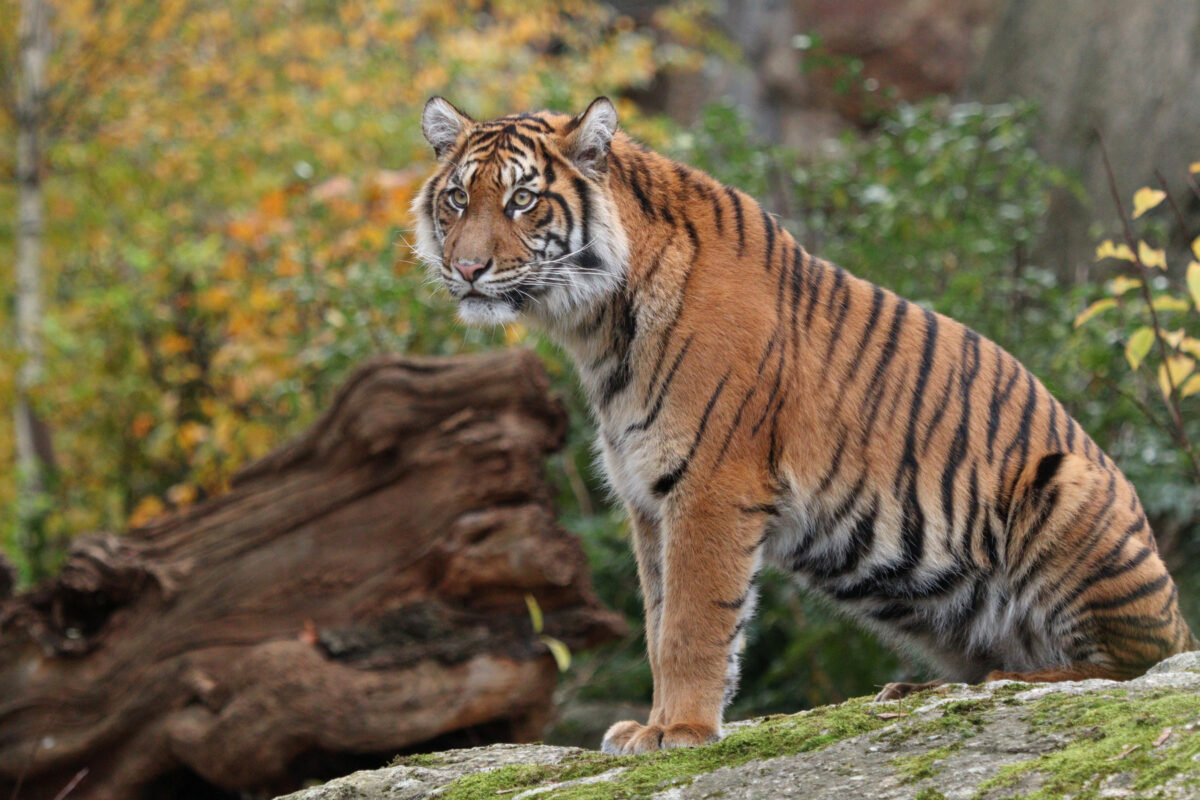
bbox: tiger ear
[563,97,618,176]
[422,96,473,160]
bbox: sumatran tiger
[411,96,1197,754]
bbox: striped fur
[413,97,1196,754]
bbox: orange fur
[413,97,1195,753]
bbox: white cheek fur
[456,297,520,326]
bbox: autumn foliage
[0,0,697,576]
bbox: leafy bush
[0,0,676,580]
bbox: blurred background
[0,0,1198,789]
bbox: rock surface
[278,652,1200,800]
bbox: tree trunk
[13,0,52,580]
[0,351,625,800]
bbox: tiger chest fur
[413,95,1196,755]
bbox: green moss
[976,689,1200,799]
[434,695,937,799]
[389,752,452,767]
[914,788,948,800]
[891,743,962,783]
[872,696,988,745]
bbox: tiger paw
[601,720,719,754]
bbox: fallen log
[0,351,625,800]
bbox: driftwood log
[0,351,625,800]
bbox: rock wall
[969,0,1200,278]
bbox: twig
[1107,743,1140,762]
[1097,132,1200,485]
[1098,376,1171,439]
[1154,169,1192,243]
[561,452,594,518]
[51,769,87,800]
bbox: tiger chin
[412,96,1196,755]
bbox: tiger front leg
[602,496,765,754]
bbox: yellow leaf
[1138,241,1167,270]
[1125,327,1155,371]
[1189,261,1200,308]
[1108,276,1142,296]
[129,496,167,528]
[198,286,234,313]
[524,594,544,634]
[1095,240,1135,262]
[504,323,528,346]
[1131,187,1166,219]
[1152,295,1190,312]
[539,635,572,672]
[258,189,288,220]
[1181,337,1200,361]
[167,483,198,507]
[1181,374,1200,399]
[1192,237,1200,261]
[1074,298,1117,327]
[1191,162,1200,175]
[1158,355,1195,399]
[1162,329,1186,349]
[178,421,209,449]
[131,412,155,438]
[160,331,192,356]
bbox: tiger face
[412,97,629,327]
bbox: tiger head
[411,97,629,327]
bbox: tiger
[411,95,1197,755]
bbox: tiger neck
[540,139,700,416]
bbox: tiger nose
[455,259,490,282]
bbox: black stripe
[599,295,638,407]
[652,371,731,496]
[840,286,886,391]
[738,503,780,516]
[625,336,693,435]
[761,207,776,270]
[1085,573,1170,612]
[986,350,1021,461]
[725,186,745,255]
[716,588,750,610]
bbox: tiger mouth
[459,289,529,309]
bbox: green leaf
[1125,327,1155,371]
[525,594,544,634]
[1074,298,1117,327]
[539,635,572,672]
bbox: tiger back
[413,96,1196,755]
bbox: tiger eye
[511,188,535,209]
[449,188,468,208]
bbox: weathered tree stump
[0,351,625,800]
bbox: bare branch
[1097,131,1200,485]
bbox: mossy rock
[277,652,1200,800]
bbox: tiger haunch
[412,97,1196,755]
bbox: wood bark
[0,351,625,800]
